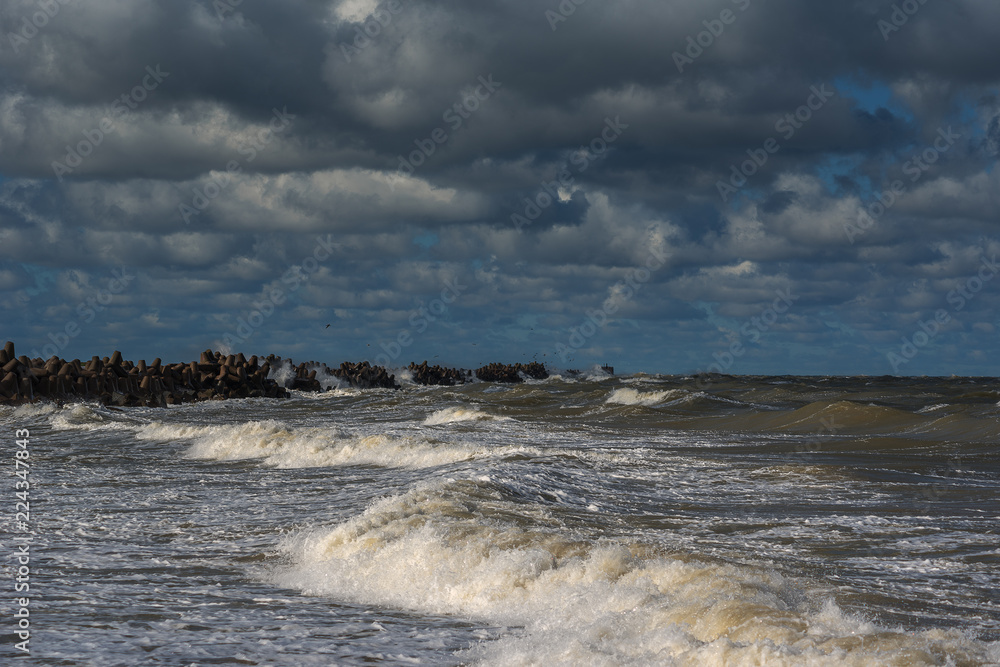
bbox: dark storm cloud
[1,0,998,374]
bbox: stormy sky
[1,0,999,375]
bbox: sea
[2,369,999,666]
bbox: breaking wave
[136,420,479,469]
[271,479,995,666]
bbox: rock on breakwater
[406,361,549,385]
[474,361,548,383]
[0,343,402,407]
[408,361,472,386]
[0,341,553,406]
[272,357,401,391]
[0,343,292,407]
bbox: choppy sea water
[2,372,999,665]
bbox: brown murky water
[3,372,998,664]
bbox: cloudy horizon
[2,0,999,376]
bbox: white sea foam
[10,402,61,418]
[136,420,478,469]
[266,359,297,388]
[582,365,614,381]
[605,387,685,406]
[291,386,362,399]
[267,359,347,391]
[45,402,141,432]
[271,480,993,666]
[422,406,508,425]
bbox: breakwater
[0,342,550,406]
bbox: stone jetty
[0,342,291,407]
[474,361,549,383]
[281,359,400,391]
[406,361,548,385]
[407,362,472,386]
[0,340,550,407]
[0,342,402,407]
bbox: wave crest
[136,420,477,469]
[270,480,991,665]
[423,406,506,425]
[606,388,685,406]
